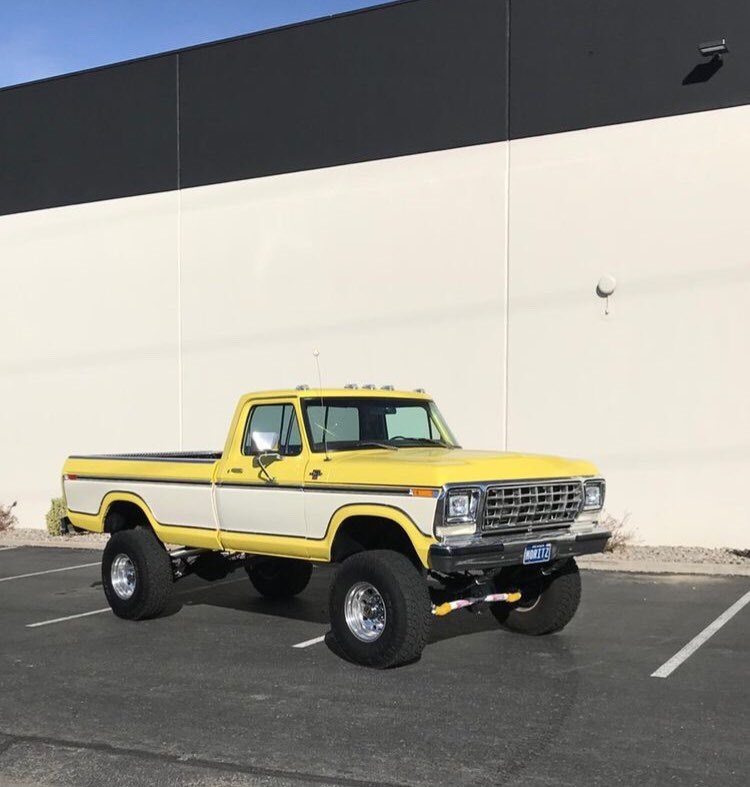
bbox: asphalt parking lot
[0,547,747,787]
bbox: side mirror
[249,432,281,484]
[249,431,280,456]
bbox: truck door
[215,399,307,550]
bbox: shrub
[0,501,18,532]
[602,511,636,552]
[46,497,67,537]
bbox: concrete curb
[577,557,750,578]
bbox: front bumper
[427,527,610,573]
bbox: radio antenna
[313,349,331,461]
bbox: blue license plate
[523,543,552,564]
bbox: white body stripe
[65,478,438,539]
[304,490,436,538]
[64,478,215,529]
[216,486,305,537]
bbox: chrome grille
[482,481,583,531]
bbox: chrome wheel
[514,594,542,613]
[111,554,136,600]
[344,581,386,642]
[514,581,543,613]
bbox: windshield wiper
[356,441,399,451]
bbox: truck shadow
[162,580,331,626]
[167,572,501,645]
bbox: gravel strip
[584,544,749,565]
[0,528,108,550]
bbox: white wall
[2,111,748,548]
[507,106,750,547]
[178,143,509,450]
[0,193,181,529]
[0,144,509,530]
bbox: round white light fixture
[596,274,617,298]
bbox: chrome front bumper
[427,527,611,574]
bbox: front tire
[102,528,174,620]
[491,558,581,635]
[329,550,431,669]
[246,557,312,599]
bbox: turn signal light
[410,488,437,498]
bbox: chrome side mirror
[249,431,280,455]
[249,431,281,483]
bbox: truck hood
[318,448,598,488]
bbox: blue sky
[0,0,394,88]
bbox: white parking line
[0,562,100,583]
[25,576,246,628]
[27,608,110,628]
[0,546,17,552]
[293,635,326,648]
[651,588,750,678]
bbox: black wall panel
[178,0,507,188]
[0,57,177,216]
[4,0,750,217]
[510,0,750,138]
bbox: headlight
[583,480,605,510]
[446,489,480,523]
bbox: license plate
[523,543,552,564]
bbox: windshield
[301,397,459,452]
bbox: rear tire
[246,557,312,599]
[491,558,581,635]
[329,550,431,669]
[102,528,174,619]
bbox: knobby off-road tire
[102,528,174,620]
[329,550,431,669]
[491,558,582,635]
[246,557,313,599]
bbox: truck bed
[63,451,223,536]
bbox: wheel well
[104,500,151,533]
[330,516,421,569]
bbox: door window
[242,403,303,456]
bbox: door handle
[229,467,244,474]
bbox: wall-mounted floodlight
[699,39,728,58]
[596,275,617,316]
[596,275,617,298]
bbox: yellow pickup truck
[62,387,609,668]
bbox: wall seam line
[176,54,184,450]
[503,0,511,451]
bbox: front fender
[318,503,436,568]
